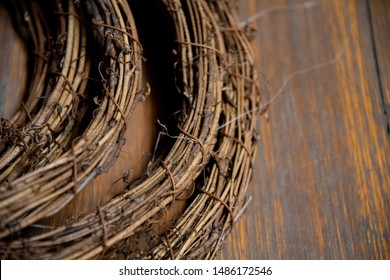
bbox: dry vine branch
[0,0,261,260]
[0,0,142,238]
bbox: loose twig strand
[0,0,261,259]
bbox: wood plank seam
[366,0,390,140]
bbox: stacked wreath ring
[0,0,262,259]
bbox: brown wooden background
[1,0,389,259]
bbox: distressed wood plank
[368,0,390,136]
[220,0,390,259]
[0,3,27,119]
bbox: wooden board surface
[0,0,389,259]
[0,3,27,119]
[220,0,390,259]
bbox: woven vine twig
[0,0,142,239]
[0,0,261,259]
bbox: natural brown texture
[0,0,143,241]
[220,0,389,259]
[1,0,389,260]
[0,5,28,119]
[0,0,260,259]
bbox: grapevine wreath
[0,0,262,259]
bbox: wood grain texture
[0,3,27,119]
[0,0,389,259]
[220,0,390,259]
[368,0,390,135]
